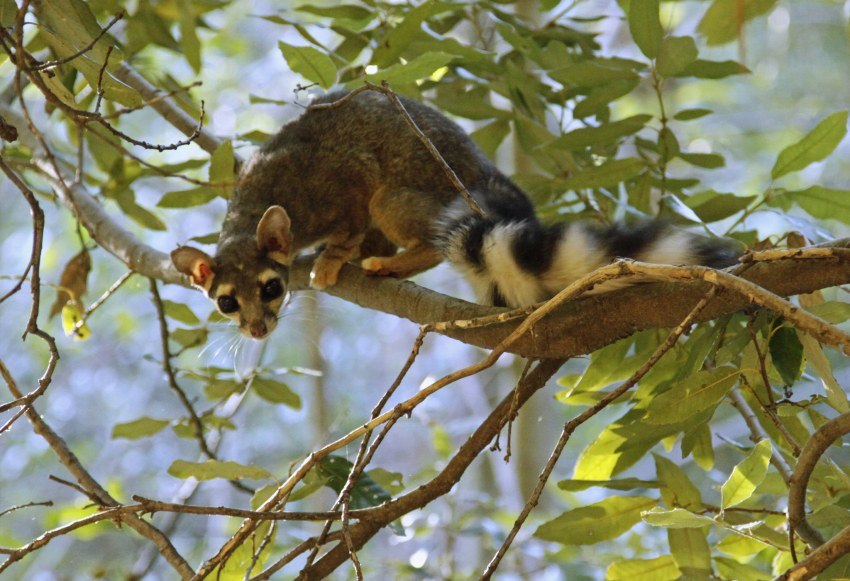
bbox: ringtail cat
[172,90,738,338]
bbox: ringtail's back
[173,90,739,339]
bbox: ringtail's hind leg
[362,245,443,279]
[362,186,450,278]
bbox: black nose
[250,323,268,338]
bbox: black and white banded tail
[436,182,740,308]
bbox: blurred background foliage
[1,0,850,578]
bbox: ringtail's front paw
[310,259,342,289]
[361,256,394,277]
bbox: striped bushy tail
[435,174,740,308]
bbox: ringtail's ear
[257,205,293,265]
[171,246,216,291]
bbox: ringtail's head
[171,206,293,340]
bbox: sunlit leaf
[61,302,91,340]
[668,527,711,573]
[771,111,848,180]
[642,507,715,528]
[168,459,274,481]
[366,51,456,86]
[607,556,679,581]
[720,439,772,509]
[714,556,772,580]
[644,367,739,425]
[112,417,170,439]
[535,496,657,545]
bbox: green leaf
[607,556,680,581]
[668,527,712,573]
[548,115,651,151]
[0,0,16,28]
[682,422,715,470]
[714,556,772,581]
[535,496,657,545]
[549,60,641,88]
[366,51,455,86]
[656,36,698,78]
[370,1,435,67]
[674,108,713,121]
[163,300,200,326]
[573,78,640,119]
[685,191,755,222]
[654,454,703,510]
[204,378,242,400]
[178,0,200,73]
[114,190,166,231]
[190,232,220,245]
[158,187,218,208]
[170,327,208,349]
[557,478,659,492]
[720,439,772,509]
[676,59,748,79]
[470,119,511,159]
[112,417,170,439]
[698,0,777,46]
[642,507,715,528]
[768,325,804,386]
[36,0,141,107]
[777,186,850,223]
[798,333,850,413]
[560,158,645,190]
[771,111,848,179]
[209,140,235,199]
[677,152,725,169]
[295,3,374,22]
[252,377,301,409]
[168,459,274,481]
[628,0,662,59]
[644,367,739,425]
[279,42,337,89]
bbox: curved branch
[786,413,850,562]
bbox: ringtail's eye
[217,295,239,314]
[260,278,284,302]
